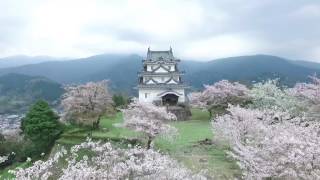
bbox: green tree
[112,94,128,108]
[21,100,62,152]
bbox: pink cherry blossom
[61,80,113,126]
[122,99,177,149]
[213,106,320,179]
[12,139,206,180]
[189,80,249,116]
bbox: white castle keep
[137,47,188,105]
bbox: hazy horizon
[0,52,313,63]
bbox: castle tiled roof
[157,90,183,97]
[137,47,188,90]
[146,47,175,61]
[137,84,189,89]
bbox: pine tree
[21,100,62,151]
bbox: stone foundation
[166,104,191,121]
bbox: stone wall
[166,104,191,121]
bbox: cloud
[181,33,262,60]
[0,0,319,61]
[292,4,320,18]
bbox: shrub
[112,94,128,108]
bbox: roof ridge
[149,50,171,53]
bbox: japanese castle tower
[138,47,187,105]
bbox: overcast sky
[0,0,319,61]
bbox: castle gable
[166,78,179,84]
[153,65,170,73]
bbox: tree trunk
[209,109,212,118]
[96,116,101,128]
[93,115,102,129]
[147,136,152,149]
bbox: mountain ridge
[0,54,319,94]
[0,55,68,69]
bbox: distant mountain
[183,55,320,88]
[84,55,141,93]
[0,73,64,114]
[0,55,63,69]
[290,60,320,70]
[0,54,319,95]
[0,54,140,85]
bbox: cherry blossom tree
[213,106,320,179]
[249,79,306,117]
[289,75,320,120]
[12,139,206,179]
[188,92,206,109]
[61,80,113,128]
[291,75,320,104]
[189,80,249,116]
[122,99,177,149]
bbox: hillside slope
[0,73,64,114]
[290,60,320,70]
[183,55,320,88]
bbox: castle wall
[139,88,185,103]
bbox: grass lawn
[154,109,241,179]
[56,112,142,145]
[0,161,31,179]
